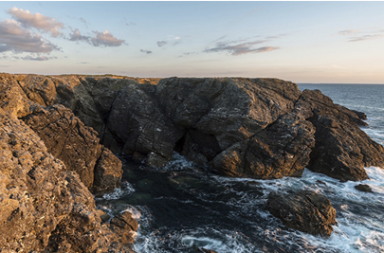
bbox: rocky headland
[1,73,383,251]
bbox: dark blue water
[96,84,384,253]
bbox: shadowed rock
[266,190,337,237]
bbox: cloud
[338,30,359,36]
[338,29,384,42]
[21,55,57,61]
[204,40,278,56]
[91,30,125,47]
[68,29,125,47]
[8,7,64,37]
[0,19,59,53]
[157,41,167,47]
[79,18,88,26]
[348,33,384,42]
[126,22,136,26]
[140,49,152,54]
[69,29,90,42]
[178,51,198,57]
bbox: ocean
[96,84,384,253]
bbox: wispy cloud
[338,29,384,42]
[68,29,125,47]
[91,30,125,47]
[157,41,167,47]
[0,19,59,53]
[349,33,384,42]
[126,21,136,26]
[79,17,88,28]
[69,29,90,42]
[21,55,57,61]
[338,30,359,36]
[140,49,152,54]
[204,40,278,56]
[178,51,198,57]
[156,36,182,47]
[8,7,64,37]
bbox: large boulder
[266,190,337,237]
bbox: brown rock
[93,147,123,194]
[110,211,139,246]
[266,190,337,237]
[22,105,103,189]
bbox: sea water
[96,84,384,253]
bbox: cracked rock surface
[266,190,337,237]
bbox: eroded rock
[266,190,337,237]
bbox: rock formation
[1,72,384,250]
[266,190,337,237]
[0,75,134,252]
[1,73,383,182]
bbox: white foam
[161,151,199,172]
[102,181,135,200]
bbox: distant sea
[96,83,384,253]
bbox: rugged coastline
[1,73,383,252]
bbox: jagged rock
[299,90,384,181]
[0,109,134,252]
[110,211,139,246]
[211,110,316,179]
[146,151,169,168]
[2,73,384,181]
[93,147,123,194]
[266,190,337,237]
[22,105,103,190]
[106,82,184,160]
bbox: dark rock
[146,151,169,168]
[355,184,373,193]
[211,111,315,179]
[299,90,384,181]
[266,190,337,237]
[107,82,184,160]
[3,73,384,183]
[93,147,123,194]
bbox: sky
[0,1,384,84]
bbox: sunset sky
[0,1,384,83]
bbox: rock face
[0,109,135,252]
[21,104,122,192]
[1,73,384,182]
[266,190,337,237]
[0,75,133,252]
[299,90,384,181]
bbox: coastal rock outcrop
[298,90,384,181]
[21,104,122,192]
[2,73,384,182]
[266,190,337,237]
[0,75,133,252]
[0,108,134,252]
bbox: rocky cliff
[1,73,384,250]
[0,74,137,252]
[2,73,383,182]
